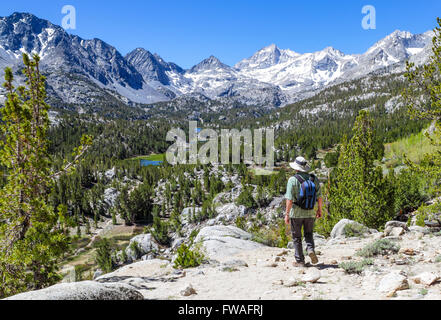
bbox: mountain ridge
[0,12,435,109]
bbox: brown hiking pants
[290,218,315,263]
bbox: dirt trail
[98,231,441,300]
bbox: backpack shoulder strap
[294,174,305,184]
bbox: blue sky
[1,0,440,68]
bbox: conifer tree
[0,54,91,298]
[329,110,394,229]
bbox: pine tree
[329,110,395,229]
[116,182,153,225]
[0,54,91,298]
[236,185,256,209]
[94,238,115,273]
[151,206,170,245]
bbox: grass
[59,226,143,281]
[250,167,278,176]
[124,153,166,163]
[384,130,439,169]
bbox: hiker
[284,156,323,267]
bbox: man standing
[284,156,323,267]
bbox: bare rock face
[213,203,247,223]
[194,225,264,259]
[4,281,143,300]
[103,187,120,209]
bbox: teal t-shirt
[284,172,322,219]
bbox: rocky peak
[125,48,184,85]
[235,44,283,70]
[188,55,230,73]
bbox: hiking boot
[308,251,319,265]
[292,261,310,268]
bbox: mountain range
[0,12,435,109]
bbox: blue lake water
[140,160,163,167]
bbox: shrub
[314,210,334,238]
[393,169,427,215]
[128,241,142,259]
[277,219,290,248]
[414,203,441,227]
[235,216,247,230]
[173,243,205,269]
[415,210,427,227]
[250,221,290,247]
[188,228,200,245]
[74,265,93,281]
[356,239,400,258]
[339,258,374,274]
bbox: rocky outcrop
[207,203,247,225]
[384,221,410,237]
[4,281,143,300]
[125,233,159,262]
[194,225,264,259]
[102,187,120,209]
[330,219,376,238]
[96,259,172,282]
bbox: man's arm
[285,199,293,225]
[316,197,323,219]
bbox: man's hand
[316,209,322,219]
[285,215,290,225]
